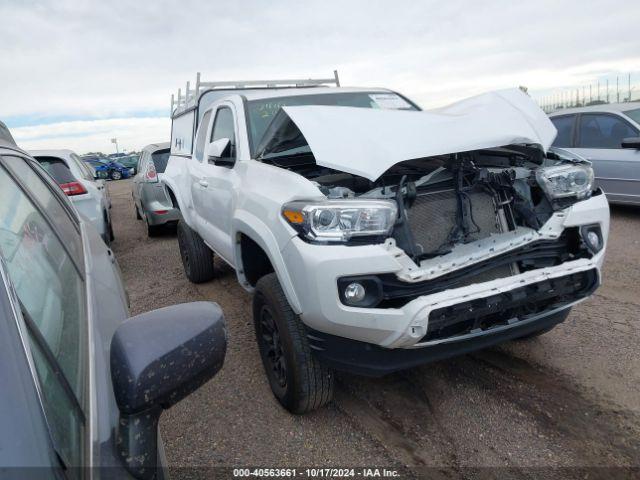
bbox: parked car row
[0,123,227,478]
[83,156,134,180]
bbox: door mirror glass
[621,136,640,149]
[110,301,226,478]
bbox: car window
[577,113,639,148]
[71,153,94,181]
[210,107,236,159]
[0,163,86,467]
[35,156,77,184]
[3,156,83,267]
[151,149,170,173]
[550,115,575,148]
[623,107,640,126]
[136,152,146,173]
[195,110,212,162]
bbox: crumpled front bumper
[281,192,609,349]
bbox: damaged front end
[260,89,607,347]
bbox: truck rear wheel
[176,220,215,283]
[253,273,334,414]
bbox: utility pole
[606,79,609,103]
[629,73,632,102]
[111,138,119,154]
[617,76,620,103]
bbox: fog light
[344,283,366,303]
[586,231,600,251]
[580,225,603,254]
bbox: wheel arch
[233,213,302,314]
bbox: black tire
[515,308,571,340]
[176,220,215,283]
[110,170,122,180]
[253,273,334,414]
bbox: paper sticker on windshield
[369,93,412,110]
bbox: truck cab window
[195,110,212,162]
[210,107,236,159]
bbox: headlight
[536,164,594,200]
[282,200,397,242]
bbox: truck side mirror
[207,138,235,167]
[621,137,640,149]
[110,302,226,479]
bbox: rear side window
[3,156,83,266]
[550,115,575,147]
[0,163,86,467]
[70,153,94,181]
[195,110,212,162]
[35,156,77,184]
[151,149,170,173]
[577,113,639,148]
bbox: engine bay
[267,145,560,261]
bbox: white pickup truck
[162,73,609,413]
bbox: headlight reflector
[536,164,594,200]
[282,200,397,242]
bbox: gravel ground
[109,179,640,478]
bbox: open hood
[256,88,557,181]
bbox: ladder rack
[171,70,340,113]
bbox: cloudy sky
[2,0,639,154]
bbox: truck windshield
[246,91,418,156]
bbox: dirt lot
[109,179,640,477]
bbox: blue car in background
[83,157,132,180]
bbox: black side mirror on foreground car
[621,137,640,149]
[110,302,227,479]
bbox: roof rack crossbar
[171,70,340,113]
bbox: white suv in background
[30,149,114,244]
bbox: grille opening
[407,189,505,258]
[422,269,598,342]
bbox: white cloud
[1,0,639,150]
[12,117,170,154]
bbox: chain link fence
[535,73,639,113]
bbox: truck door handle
[198,180,209,188]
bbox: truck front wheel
[176,220,215,283]
[253,273,334,414]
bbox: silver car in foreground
[549,102,640,205]
[0,123,227,478]
[30,149,114,244]
[132,142,181,236]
